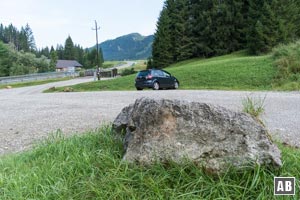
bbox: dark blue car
[135,69,179,90]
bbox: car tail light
[146,75,153,80]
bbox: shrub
[272,41,300,81]
[79,70,85,77]
[63,87,74,92]
[121,68,136,76]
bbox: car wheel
[174,81,179,89]
[153,82,160,90]
[136,87,143,90]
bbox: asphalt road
[0,77,299,155]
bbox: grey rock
[112,98,282,173]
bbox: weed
[242,94,266,119]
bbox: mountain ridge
[93,33,153,61]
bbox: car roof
[140,69,167,72]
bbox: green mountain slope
[96,33,153,61]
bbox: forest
[151,0,300,68]
[0,23,103,77]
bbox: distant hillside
[96,33,153,61]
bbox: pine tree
[167,0,194,62]
[99,47,104,67]
[152,3,173,68]
[56,45,64,59]
[86,49,98,67]
[18,27,29,51]
[247,0,279,54]
[0,41,10,76]
[50,46,55,53]
[50,50,58,71]
[194,0,216,57]
[177,0,194,61]
[0,24,4,42]
[274,0,299,41]
[64,36,75,60]
[39,47,50,58]
[152,0,300,64]
[24,24,36,52]
[74,45,85,66]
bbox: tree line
[37,36,104,69]
[151,0,300,68]
[0,23,104,77]
[0,23,36,52]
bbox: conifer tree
[152,0,300,65]
[56,45,64,59]
[99,47,104,67]
[247,0,279,54]
[152,3,173,68]
[0,41,10,76]
[50,50,58,71]
[24,24,36,52]
[64,36,75,60]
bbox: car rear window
[137,70,150,77]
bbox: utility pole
[92,20,101,80]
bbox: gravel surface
[0,77,300,155]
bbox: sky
[0,0,165,49]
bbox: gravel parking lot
[0,77,299,155]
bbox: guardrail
[84,68,118,78]
[0,72,79,85]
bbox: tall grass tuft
[0,126,300,199]
[242,94,266,119]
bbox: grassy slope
[0,127,299,199]
[46,52,276,92]
[171,52,274,90]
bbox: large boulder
[112,98,282,173]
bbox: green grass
[44,75,136,92]
[0,77,72,89]
[45,52,277,92]
[170,54,274,90]
[0,126,299,199]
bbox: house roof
[56,60,83,69]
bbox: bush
[121,68,136,76]
[272,41,300,81]
[79,71,85,77]
[63,87,74,92]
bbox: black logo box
[274,177,295,195]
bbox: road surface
[0,77,299,155]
